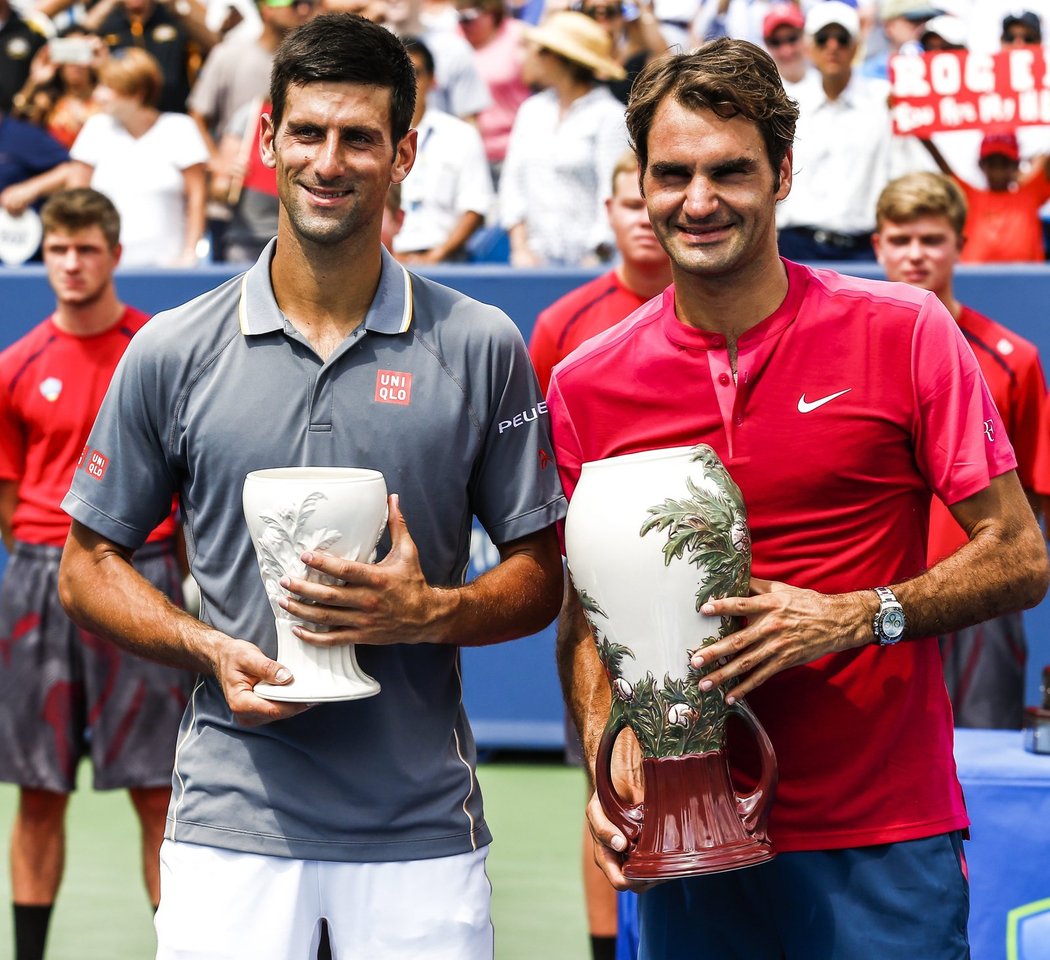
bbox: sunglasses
[1002,29,1040,44]
[814,28,852,48]
[582,3,624,19]
[766,31,802,48]
[458,6,483,21]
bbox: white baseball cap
[805,1,861,39]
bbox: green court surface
[0,757,590,959]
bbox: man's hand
[585,792,660,894]
[689,578,873,702]
[0,183,36,216]
[277,494,451,647]
[210,634,313,726]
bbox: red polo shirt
[529,269,654,395]
[927,304,1045,565]
[0,307,177,547]
[548,259,1014,852]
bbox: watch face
[882,609,905,640]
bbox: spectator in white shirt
[2,48,210,266]
[499,10,629,266]
[776,1,894,260]
[395,36,494,262]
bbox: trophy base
[623,836,775,880]
[254,676,381,703]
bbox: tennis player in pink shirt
[548,37,1049,960]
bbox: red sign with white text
[890,46,1050,138]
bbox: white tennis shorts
[154,840,493,959]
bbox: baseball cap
[880,0,941,21]
[980,132,1021,163]
[1002,10,1042,40]
[920,14,967,48]
[763,3,805,39]
[805,1,861,39]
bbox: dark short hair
[402,35,435,79]
[41,188,121,249]
[269,13,417,144]
[626,38,799,184]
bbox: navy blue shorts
[636,832,970,960]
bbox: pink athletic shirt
[547,259,1016,852]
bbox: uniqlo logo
[375,370,412,406]
[81,448,108,480]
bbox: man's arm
[0,479,18,553]
[557,584,610,776]
[398,211,484,265]
[918,137,955,179]
[175,162,207,265]
[558,582,648,892]
[0,161,77,216]
[59,519,311,726]
[692,470,1049,701]
[277,494,563,648]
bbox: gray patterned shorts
[0,540,194,792]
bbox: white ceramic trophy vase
[565,444,777,879]
[242,467,387,702]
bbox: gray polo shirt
[62,241,566,862]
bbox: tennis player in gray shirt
[57,13,565,959]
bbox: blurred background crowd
[2,0,1050,268]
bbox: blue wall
[3,262,1049,748]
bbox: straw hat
[525,11,627,81]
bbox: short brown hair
[98,48,164,107]
[626,38,798,183]
[875,172,967,236]
[41,188,121,249]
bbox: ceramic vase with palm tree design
[242,467,387,702]
[565,444,777,879]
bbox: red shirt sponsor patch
[375,370,412,406]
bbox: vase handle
[729,698,778,836]
[594,710,644,846]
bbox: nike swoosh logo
[797,388,852,413]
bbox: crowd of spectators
[2,0,1050,267]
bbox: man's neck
[939,289,963,323]
[822,70,851,101]
[52,290,125,336]
[616,259,672,302]
[269,227,385,361]
[671,247,789,353]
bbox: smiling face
[872,214,961,301]
[43,225,121,308]
[261,81,416,250]
[641,99,790,281]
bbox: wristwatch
[872,586,906,646]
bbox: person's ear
[260,112,277,170]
